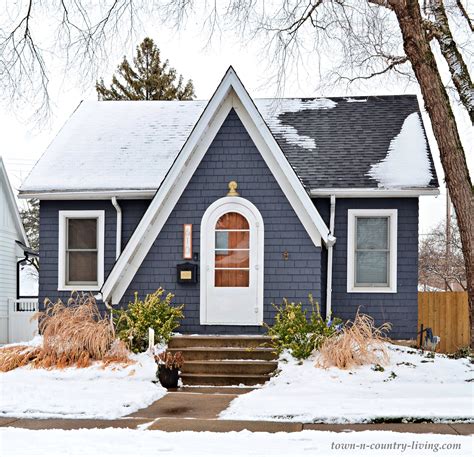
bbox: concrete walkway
[1,387,473,435]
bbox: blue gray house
[20,67,438,339]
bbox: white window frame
[347,209,397,293]
[58,210,105,291]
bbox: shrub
[317,311,391,369]
[265,295,342,360]
[114,288,184,353]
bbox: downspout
[111,197,122,260]
[326,195,336,320]
[110,197,122,328]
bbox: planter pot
[157,366,180,389]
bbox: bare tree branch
[455,0,474,31]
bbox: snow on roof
[21,100,207,193]
[367,112,433,188]
[257,98,337,150]
[20,97,438,194]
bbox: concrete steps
[170,347,277,361]
[169,335,277,386]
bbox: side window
[347,209,397,293]
[58,211,104,290]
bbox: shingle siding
[38,200,119,308]
[315,197,419,339]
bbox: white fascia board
[102,67,330,304]
[310,188,440,198]
[18,190,156,200]
[0,157,28,246]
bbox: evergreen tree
[20,199,39,252]
[96,37,195,100]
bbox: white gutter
[18,189,156,200]
[111,197,122,260]
[310,188,439,198]
[326,195,336,320]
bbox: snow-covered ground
[0,352,165,419]
[1,428,471,456]
[221,344,474,423]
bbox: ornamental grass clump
[265,295,342,360]
[0,293,131,372]
[317,311,391,370]
[36,293,116,368]
[114,288,184,353]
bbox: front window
[58,211,104,290]
[66,218,98,284]
[347,209,397,293]
[355,217,389,286]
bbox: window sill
[58,285,101,292]
[347,286,397,294]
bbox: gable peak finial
[227,180,239,197]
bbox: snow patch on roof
[257,98,337,150]
[368,112,433,188]
[344,97,368,103]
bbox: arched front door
[200,197,264,325]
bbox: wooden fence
[418,292,469,353]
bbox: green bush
[114,288,184,353]
[265,295,342,360]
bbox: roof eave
[309,187,440,198]
[18,189,157,200]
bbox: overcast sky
[1,7,472,235]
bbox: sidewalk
[1,387,472,435]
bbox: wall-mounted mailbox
[177,262,198,283]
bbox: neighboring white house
[0,157,38,343]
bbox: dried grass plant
[0,345,40,372]
[33,293,115,369]
[0,293,131,372]
[317,312,391,370]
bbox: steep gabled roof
[19,93,438,197]
[101,67,333,304]
[0,157,28,246]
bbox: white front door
[200,197,264,325]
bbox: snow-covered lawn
[221,344,474,423]
[1,428,471,456]
[0,351,165,419]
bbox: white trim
[200,197,264,326]
[58,210,105,291]
[0,157,28,246]
[310,188,439,198]
[19,190,156,200]
[111,197,122,260]
[346,209,398,294]
[325,195,336,319]
[101,67,330,305]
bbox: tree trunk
[429,0,474,123]
[391,0,474,347]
